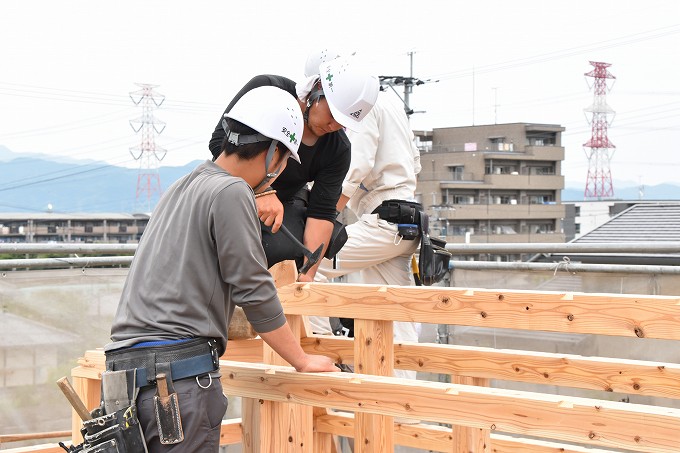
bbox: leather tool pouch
[80,405,147,453]
[418,211,452,286]
[76,370,147,453]
[153,366,184,445]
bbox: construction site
[2,61,680,453]
[1,239,680,452]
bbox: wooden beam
[223,338,263,363]
[220,360,680,453]
[0,432,70,444]
[2,445,75,453]
[219,418,243,445]
[279,283,680,340]
[301,336,680,399]
[315,412,621,453]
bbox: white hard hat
[225,86,303,163]
[304,48,341,77]
[319,56,380,132]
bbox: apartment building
[415,123,566,260]
[0,213,150,243]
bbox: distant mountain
[0,147,203,213]
[1,146,678,213]
[0,144,101,166]
[562,184,680,202]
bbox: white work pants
[313,213,420,380]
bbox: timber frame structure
[5,260,680,453]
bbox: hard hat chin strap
[253,140,283,193]
[303,80,325,124]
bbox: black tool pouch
[325,217,348,259]
[70,370,148,453]
[418,211,452,286]
[80,405,147,453]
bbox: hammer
[278,224,324,275]
[56,376,93,422]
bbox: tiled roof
[574,203,680,243]
[0,312,80,347]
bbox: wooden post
[353,318,394,453]
[69,373,101,443]
[451,376,491,453]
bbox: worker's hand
[256,193,284,233]
[297,272,314,283]
[295,354,340,373]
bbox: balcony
[434,203,565,220]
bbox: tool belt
[372,200,423,225]
[99,338,220,449]
[417,211,452,286]
[105,337,220,388]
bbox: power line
[423,25,680,82]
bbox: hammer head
[298,243,324,275]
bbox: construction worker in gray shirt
[106,86,337,453]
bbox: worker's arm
[336,194,350,213]
[297,217,334,282]
[258,321,338,372]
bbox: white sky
[1,0,679,186]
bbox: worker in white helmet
[309,54,424,425]
[303,47,341,77]
[209,55,380,283]
[107,86,338,453]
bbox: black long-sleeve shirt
[209,75,350,222]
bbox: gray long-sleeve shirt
[107,160,286,355]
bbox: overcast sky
[1,0,679,188]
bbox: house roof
[0,312,80,347]
[574,203,680,243]
[529,203,680,266]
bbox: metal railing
[2,242,680,274]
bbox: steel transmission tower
[583,61,616,199]
[129,83,166,212]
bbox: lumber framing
[220,360,680,452]
[279,282,680,340]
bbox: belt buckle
[209,339,220,369]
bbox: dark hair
[220,118,274,161]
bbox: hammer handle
[57,376,93,421]
[278,224,312,258]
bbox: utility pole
[379,51,436,116]
[129,83,166,213]
[492,87,499,124]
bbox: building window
[492,224,517,235]
[442,189,474,205]
[448,166,464,181]
[525,165,555,175]
[485,160,517,175]
[528,222,555,234]
[528,193,555,204]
